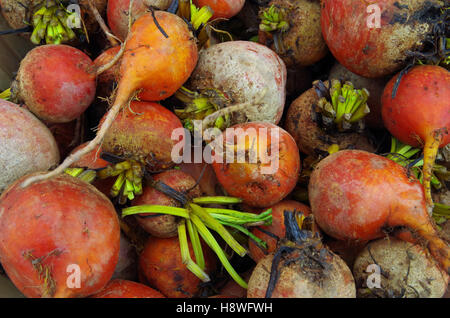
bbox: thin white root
[20,98,126,188]
[202,88,267,128]
[95,43,126,76]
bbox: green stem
[186,218,205,270]
[192,196,243,205]
[189,203,248,257]
[220,221,268,250]
[121,205,190,218]
[178,220,211,282]
[190,213,248,289]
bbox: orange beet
[100,101,184,171]
[0,174,120,298]
[19,10,197,189]
[91,279,165,298]
[212,122,300,208]
[382,65,450,207]
[70,143,110,170]
[308,150,450,273]
[139,236,216,298]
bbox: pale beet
[0,100,59,193]
[247,213,356,298]
[188,41,287,126]
[353,238,449,298]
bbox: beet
[0,99,59,193]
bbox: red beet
[0,173,120,298]
[15,45,96,123]
[308,150,450,273]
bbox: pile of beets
[0,0,448,298]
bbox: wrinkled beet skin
[248,200,312,262]
[382,65,450,147]
[284,86,375,155]
[17,45,96,123]
[265,0,327,67]
[247,247,356,298]
[91,279,165,298]
[100,101,184,171]
[321,0,440,78]
[139,236,216,298]
[212,122,300,208]
[308,150,430,241]
[0,174,120,298]
[132,169,202,238]
[193,0,245,19]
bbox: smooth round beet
[16,45,96,123]
[0,100,60,193]
[382,65,449,207]
[131,11,198,102]
[381,65,450,148]
[0,173,120,298]
[193,0,245,19]
[308,150,450,273]
[212,122,300,208]
[100,101,184,171]
[139,236,216,298]
[132,169,202,238]
[321,0,443,78]
[91,279,165,298]
[248,200,312,262]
